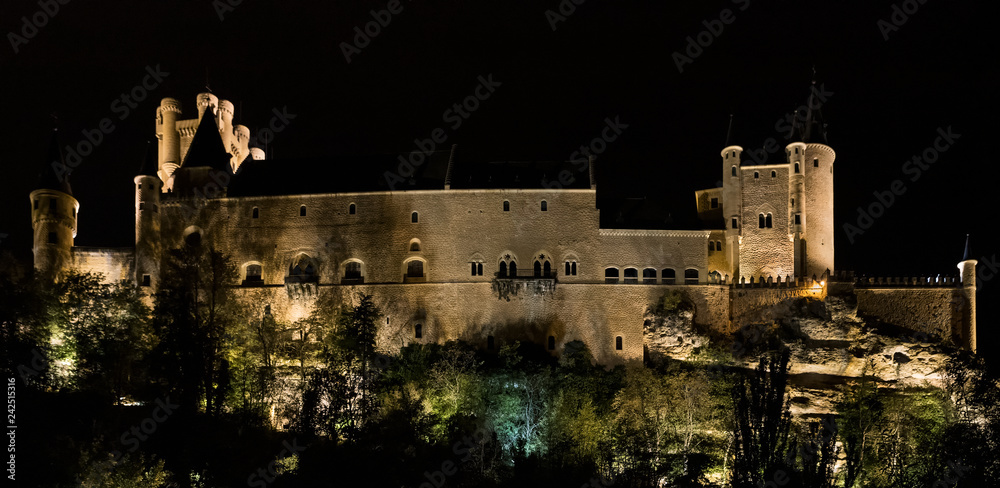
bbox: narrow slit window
[814,158,819,167]
[771,170,776,178]
[299,205,306,216]
[541,200,547,211]
[794,163,800,173]
[414,323,422,339]
[766,213,773,228]
[732,217,738,229]
[503,201,510,211]
[349,203,356,214]
[616,336,623,350]
[252,207,259,218]
[731,166,737,177]
[411,211,418,223]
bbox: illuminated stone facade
[29,93,979,363]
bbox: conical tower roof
[138,140,159,177]
[36,128,73,195]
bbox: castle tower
[721,143,743,277]
[30,129,79,280]
[957,235,977,353]
[792,81,835,279]
[156,97,182,185]
[135,142,162,291]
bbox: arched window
[662,268,676,284]
[410,241,420,252]
[716,240,722,250]
[813,157,819,167]
[709,241,715,251]
[732,217,738,229]
[642,268,656,284]
[709,271,722,284]
[548,336,556,350]
[252,207,259,219]
[287,254,318,283]
[244,264,263,285]
[499,261,508,277]
[616,336,623,350]
[471,263,477,276]
[509,261,517,276]
[540,200,548,211]
[759,213,766,228]
[503,200,510,211]
[731,165,737,177]
[411,211,418,223]
[794,163,800,173]
[300,205,306,216]
[477,263,483,276]
[624,268,638,284]
[534,260,542,277]
[406,260,424,278]
[344,262,361,279]
[543,261,551,277]
[766,213,773,228]
[349,203,356,214]
[771,170,777,178]
[414,323,422,339]
[684,268,699,285]
[605,267,619,284]
[754,171,759,179]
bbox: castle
[28,91,979,364]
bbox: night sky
[1,1,994,359]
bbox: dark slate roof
[137,141,158,177]
[224,146,593,197]
[597,196,703,230]
[36,129,73,195]
[180,107,232,174]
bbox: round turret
[196,92,219,120]
[250,147,265,160]
[157,98,182,185]
[30,188,78,280]
[802,143,835,278]
[134,172,162,290]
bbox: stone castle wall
[230,282,731,365]
[71,247,135,283]
[855,287,964,344]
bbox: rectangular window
[795,214,801,225]
[139,202,145,210]
[141,274,151,287]
[732,217,738,229]
[710,197,719,209]
[814,158,819,167]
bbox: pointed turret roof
[181,106,232,174]
[962,234,972,261]
[36,129,73,195]
[724,113,735,147]
[138,140,159,177]
[797,78,829,144]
